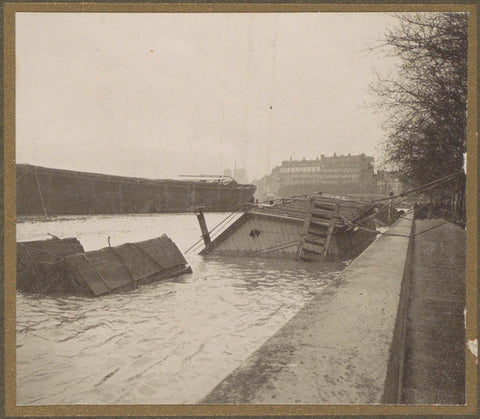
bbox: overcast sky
[16,12,398,181]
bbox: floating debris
[17,235,192,296]
[17,237,84,294]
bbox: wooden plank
[321,204,340,262]
[108,246,136,284]
[247,209,304,224]
[301,247,322,255]
[281,221,299,254]
[229,218,246,251]
[309,219,331,228]
[295,198,315,260]
[254,240,299,256]
[307,228,328,237]
[305,238,325,246]
[313,203,336,211]
[255,217,270,252]
[199,213,250,254]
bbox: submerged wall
[202,215,414,404]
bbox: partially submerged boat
[17,235,192,296]
[196,194,384,262]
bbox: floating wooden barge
[17,235,192,296]
[198,195,382,262]
[16,164,256,216]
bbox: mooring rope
[187,172,463,254]
[340,206,455,239]
[412,220,453,237]
[185,210,239,254]
[371,171,462,204]
[208,211,238,236]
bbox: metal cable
[185,211,239,254]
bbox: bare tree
[372,13,467,191]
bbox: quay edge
[202,216,416,404]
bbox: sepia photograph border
[3,1,478,416]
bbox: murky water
[16,213,344,405]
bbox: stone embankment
[202,217,466,405]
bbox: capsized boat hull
[199,195,378,261]
[17,235,192,296]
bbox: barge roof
[245,194,376,228]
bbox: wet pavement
[402,219,466,404]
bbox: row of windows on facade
[283,173,362,179]
[279,166,369,174]
[284,177,364,185]
[281,159,370,168]
[284,174,362,183]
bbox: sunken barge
[17,235,192,296]
[16,164,256,216]
[197,195,388,262]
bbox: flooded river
[16,213,344,405]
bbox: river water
[16,213,345,405]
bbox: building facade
[253,154,407,201]
[274,153,375,197]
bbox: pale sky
[16,12,398,182]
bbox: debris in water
[17,235,192,297]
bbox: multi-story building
[275,153,376,197]
[253,154,407,201]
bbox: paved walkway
[402,219,466,404]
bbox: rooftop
[281,153,374,166]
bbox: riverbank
[202,217,467,405]
[203,216,414,404]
